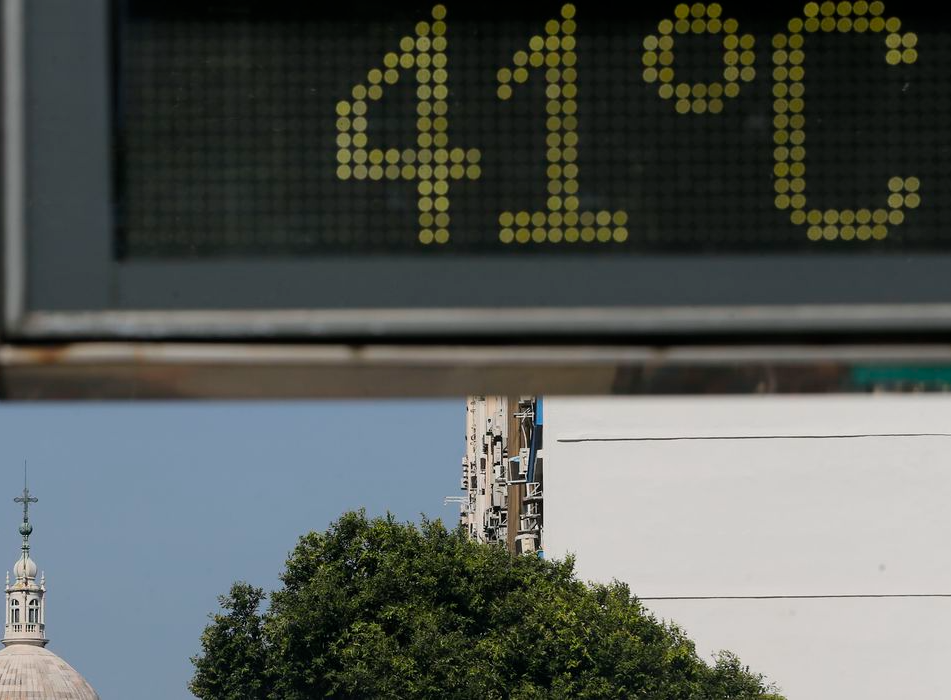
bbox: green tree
[191,511,784,700]
[190,582,269,700]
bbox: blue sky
[0,400,464,699]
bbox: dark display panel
[115,1,949,256]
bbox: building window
[27,600,38,624]
[10,599,19,624]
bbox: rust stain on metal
[2,341,951,399]
[5,344,75,366]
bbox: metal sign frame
[5,0,951,399]
[8,0,951,344]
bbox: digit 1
[774,1,919,242]
[336,4,482,245]
[496,3,629,245]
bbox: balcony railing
[6,623,44,633]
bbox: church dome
[0,644,98,699]
[0,478,99,698]
[11,556,35,581]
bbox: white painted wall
[544,396,951,700]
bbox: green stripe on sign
[852,366,951,386]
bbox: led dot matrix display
[335,4,481,245]
[117,1,947,257]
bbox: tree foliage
[191,511,784,699]
[190,582,268,700]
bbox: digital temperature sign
[115,1,946,257]
[9,0,951,342]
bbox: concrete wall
[544,396,951,700]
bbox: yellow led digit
[776,1,918,241]
[643,3,756,114]
[336,5,481,245]
[497,3,628,244]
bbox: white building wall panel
[544,396,951,700]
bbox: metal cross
[14,465,37,524]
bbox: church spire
[14,463,37,579]
[4,466,47,647]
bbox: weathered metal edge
[3,342,951,399]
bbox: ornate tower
[0,472,98,698]
[3,478,46,647]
